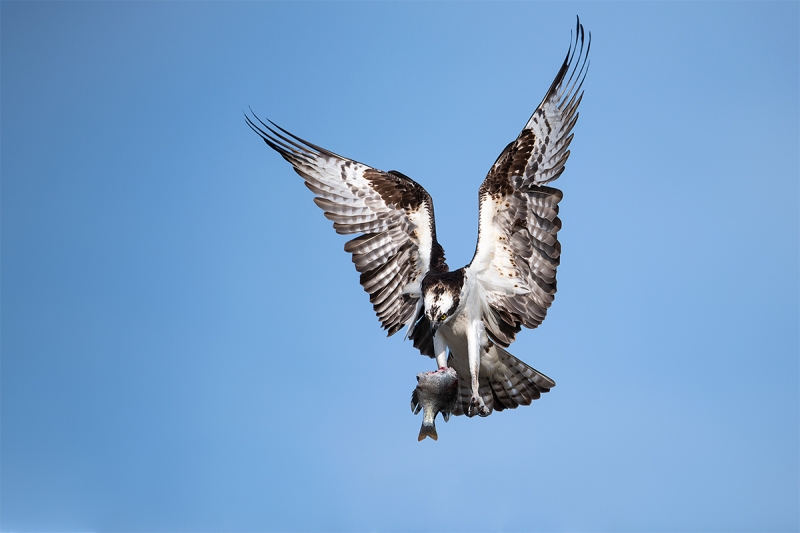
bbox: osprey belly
[438,310,471,356]
[437,295,497,375]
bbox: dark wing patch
[409,315,435,357]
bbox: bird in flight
[247,19,589,419]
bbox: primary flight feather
[247,19,590,419]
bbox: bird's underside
[247,19,590,420]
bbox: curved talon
[468,395,488,418]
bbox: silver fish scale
[411,368,458,441]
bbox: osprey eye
[439,313,447,321]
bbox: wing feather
[247,114,446,345]
[467,18,589,346]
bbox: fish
[410,367,459,441]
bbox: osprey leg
[467,318,489,417]
[433,334,448,369]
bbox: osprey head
[422,271,464,336]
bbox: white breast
[438,274,487,366]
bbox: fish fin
[418,423,438,441]
[410,389,422,414]
[442,411,451,423]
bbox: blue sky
[2,2,798,532]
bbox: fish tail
[417,422,438,441]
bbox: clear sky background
[2,2,798,532]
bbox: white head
[422,271,464,335]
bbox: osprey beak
[430,323,439,337]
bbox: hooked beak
[430,322,439,337]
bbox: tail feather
[489,382,508,412]
[495,374,522,409]
[502,362,540,403]
[478,380,495,413]
[499,347,555,390]
[454,377,470,416]
[448,346,554,417]
[490,346,554,410]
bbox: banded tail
[449,345,555,417]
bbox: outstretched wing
[247,115,446,348]
[467,18,590,347]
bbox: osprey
[248,21,589,418]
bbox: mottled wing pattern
[247,115,445,345]
[467,20,590,347]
